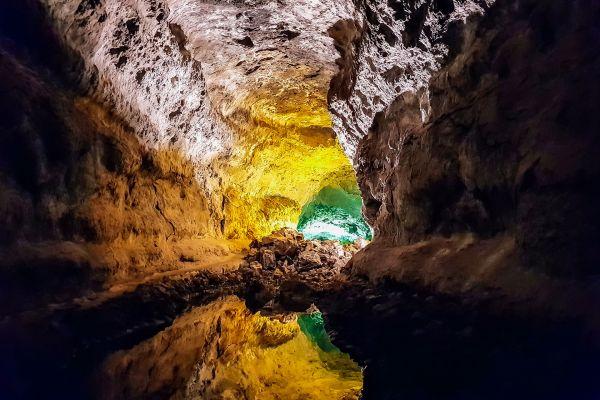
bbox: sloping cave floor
[1,229,598,399]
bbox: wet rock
[279,279,315,311]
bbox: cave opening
[297,184,372,243]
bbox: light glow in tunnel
[214,68,372,243]
[219,78,370,241]
[298,185,372,243]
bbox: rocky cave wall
[329,0,600,287]
[0,0,371,299]
[2,0,599,313]
[1,1,600,398]
[0,4,232,313]
[40,0,364,240]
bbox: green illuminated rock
[297,185,372,243]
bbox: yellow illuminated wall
[218,73,358,240]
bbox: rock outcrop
[240,228,361,310]
[330,0,600,305]
[329,0,493,157]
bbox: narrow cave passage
[210,49,371,243]
[0,0,372,398]
[193,76,372,398]
[1,0,599,399]
[298,184,372,243]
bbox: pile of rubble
[238,228,364,310]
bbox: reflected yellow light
[208,302,363,400]
[100,297,362,399]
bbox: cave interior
[0,0,599,399]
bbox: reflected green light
[298,311,339,353]
[297,185,372,244]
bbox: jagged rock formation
[329,0,493,157]
[329,0,600,312]
[1,0,600,399]
[240,228,361,310]
[40,0,361,239]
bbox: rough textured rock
[0,15,235,308]
[329,0,493,158]
[40,0,361,239]
[241,228,360,310]
[330,0,600,293]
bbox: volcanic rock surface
[41,0,361,239]
[1,0,600,399]
[329,0,600,318]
